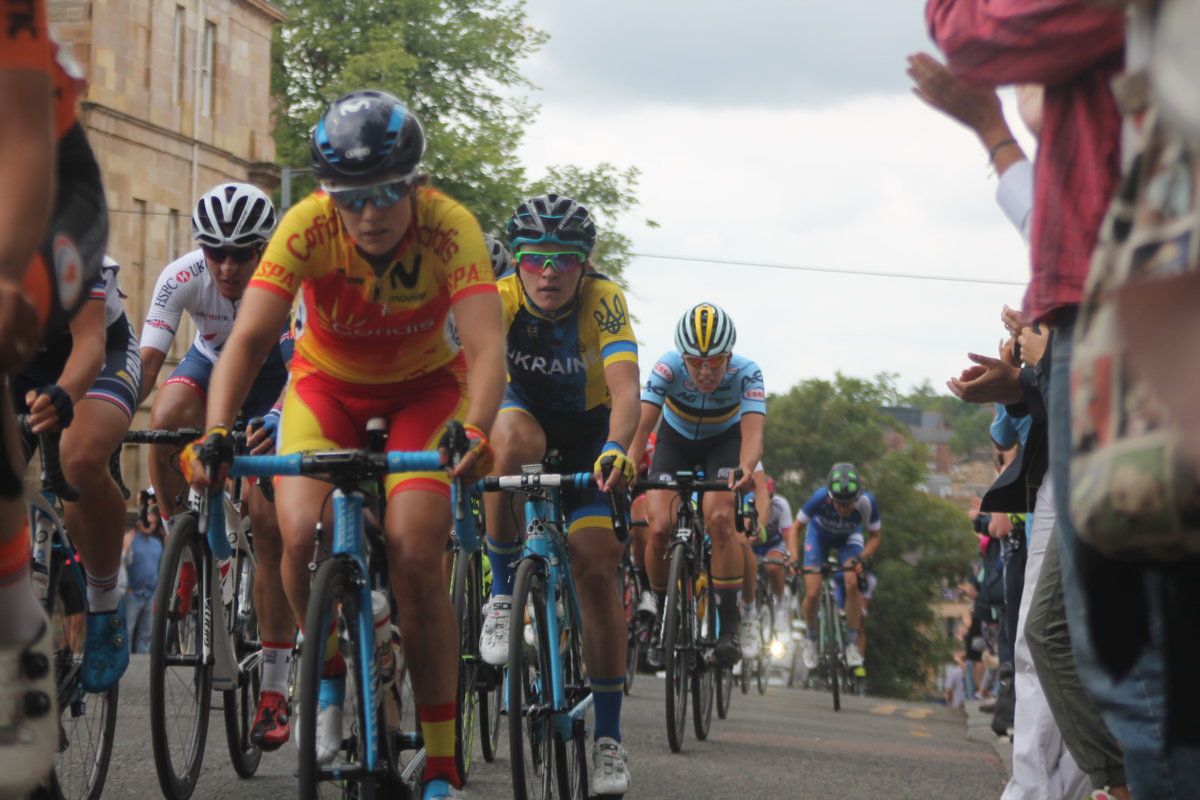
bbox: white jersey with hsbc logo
[640,351,765,440]
[140,249,239,362]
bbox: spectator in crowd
[946,651,968,710]
[123,488,164,654]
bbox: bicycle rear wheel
[555,589,588,800]
[46,550,118,800]
[150,515,211,800]
[297,555,375,800]
[715,667,733,719]
[662,544,690,753]
[692,570,716,740]
[223,548,262,778]
[452,548,479,784]
[823,588,840,712]
[620,560,637,696]
[508,558,555,800]
[756,596,772,696]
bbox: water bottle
[372,590,401,729]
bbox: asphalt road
[95,655,1004,800]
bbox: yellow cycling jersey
[251,187,496,384]
[498,271,637,413]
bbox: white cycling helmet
[192,182,276,249]
[675,302,736,357]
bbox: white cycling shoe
[591,737,631,796]
[739,615,760,660]
[296,671,345,766]
[480,595,512,666]
[801,638,819,671]
[845,643,865,668]
[0,620,58,800]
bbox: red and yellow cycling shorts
[279,353,467,497]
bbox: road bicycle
[447,491,502,784]
[802,551,859,712]
[640,469,741,754]
[484,456,627,800]
[124,425,264,799]
[222,421,476,799]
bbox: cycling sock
[590,676,624,742]
[845,628,859,647]
[713,576,742,637]
[0,527,43,644]
[260,641,293,695]
[85,568,121,613]
[486,536,520,597]
[635,568,650,591]
[418,701,461,788]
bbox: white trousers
[1001,478,1089,800]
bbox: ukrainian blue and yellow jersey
[498,272,637,414]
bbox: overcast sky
[515,0,1038,398]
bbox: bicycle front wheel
[149,515,211,800]
[692,571,715,741]
[823,588,841,712]
[756,597,772,696]
[508,558,555,800]
[223,548,262,778]
[451,549,479,785]
[715,667,733,719]
[297,555,375,800]
[662,544,690,753]
[47,551,118,800]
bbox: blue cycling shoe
[422,778,463,799]
[80,596,129,693]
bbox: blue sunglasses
[327,179,413,211]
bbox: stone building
[50,0,285,491]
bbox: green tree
[269,0,654,260]
[764,375,975,698]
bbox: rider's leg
[738,535,756,605]
[386,488,459,788]
[148,380,205,520]
[275,475,335,630]
[840,542,865,648]
[482,409,544,598]
[802,572,822,635]
[247,481,295,714]
[644,490,675,596]
[60,397,131,609]
[703,490,742,663]
[569,523,626,741]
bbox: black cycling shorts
[648,422,741,482]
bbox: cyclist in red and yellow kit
[186,91,504,800]
[2,1,108,793]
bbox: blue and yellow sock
[590,676,624,742]
[486,536,521,597]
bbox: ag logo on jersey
[52,234,84,310]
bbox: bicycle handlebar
[477,472,595,491]
[600,456,630,545]
[231,450,443,479]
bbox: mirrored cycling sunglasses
[326,178,413,212]
[202,245,261,265]
[514,250,586,274]
[682,354,729,370]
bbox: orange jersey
[1,0,84,139]
[252,187,496,385]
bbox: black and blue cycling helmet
[827,463,863,503]
[505,194,596,255]
[310,90,425,186]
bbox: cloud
[517,92,1034,394]
[522,0,933,108]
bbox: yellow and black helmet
[675,302,736,357]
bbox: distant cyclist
[752,472,792,636]
[792,463,881,670]
[139,183,298,750]
[629,302,764,668]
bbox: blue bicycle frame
[481,470,596,742]
[214,449,468,774]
